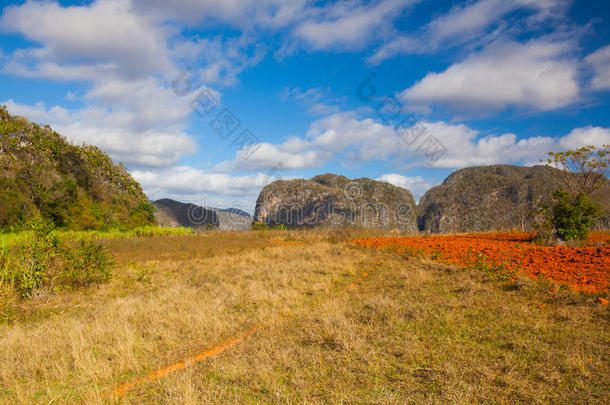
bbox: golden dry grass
[0,229,608,404]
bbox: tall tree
[545,145,609,198]
[543,144,609,240]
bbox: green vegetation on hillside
[0,106,155,231]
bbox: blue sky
[1,0,609,213]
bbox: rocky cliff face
[418,165,610,233]
[152,199,252,230]
[254,174,418,231]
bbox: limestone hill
[0,106,155,230]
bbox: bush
[272,224,288,231]
[0,246,9,284]
[251,221,269,231]
[58,240,112,287]
[551,190,601,241]
[10,218,59,297]
[0,218,113,297]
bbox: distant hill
[254,174,418,231]
[418,165,610,233]
[152,199,252,230]
[216,207,251,217]
[0,106,155,230]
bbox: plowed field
[354,232,610,292]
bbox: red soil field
[354,232,610,293]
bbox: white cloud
[558,126,610,150]
[376,174,436,201]
[280,86,342,116]
[132,0,308,29]
[216,110,609,173]
[0,0,173,79]
[215,112,401,171]
[369,0,569,63]
[174,34,267,86]
[135,0,415,52]
[586,45,610,91]
[293,0,415,51]
[131,167,293,212]
[0,0,227,169]
[4,96,199,168]
[423,121,555,168]
[400,39,580,112]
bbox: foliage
[251,221,269,231]
[0,105,156,230]
[272,224,288,231]
[0,226,193,248]
[1,217,59,296]
[58,240,112,287]
[0,244,9,287]
[545,144,609,198]
[130,226,192,238]
[542,145,608,241]
[551,191,602,241]
[0,218,113,297]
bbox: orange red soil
[354,232,610,293]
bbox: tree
[543,145,609,241]
[545,145,609,198]
[551,190,601,241]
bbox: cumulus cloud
[215,112,400,171]
[376,173,436,201]
[217,111,609,173]
[0,0,228,169]
[4,96,199,168]
[558,126,610,150]
[369,0,570,63]
[132,0,308,29]
[131,167,293,212]
[400,39,580,113]
[586,45,610,91]
[293,0,415,51]
[0,0,173,79]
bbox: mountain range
[1,107,607,234]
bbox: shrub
[0,218,113,297]
[251,221,269,231]
[0,246,9,285]
[57,240,112,288]
[10,218,59,297]
[272,224,288,231]
[551,190,601,241]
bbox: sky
[1,0,609,214]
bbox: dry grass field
[0,229,608,404]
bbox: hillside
[152,199,252,230]
[0,106,155,230]
[254,174,418,231]
[418,165,610,233]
